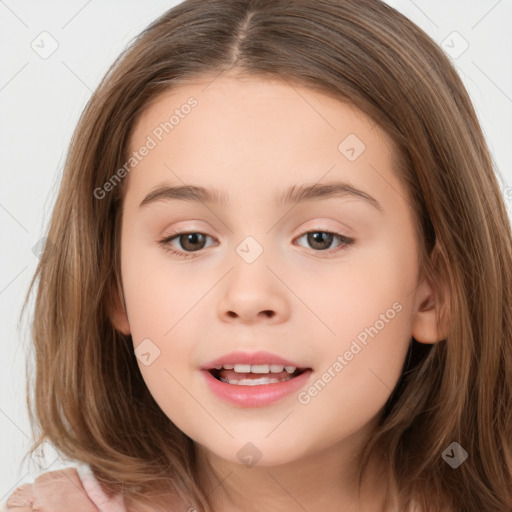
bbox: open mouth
[208,364,311,386]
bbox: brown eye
[177,232,208,252]
[295,230,354,253]
[158,231,216,258]
[306,231,334,250]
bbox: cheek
[120,239,196,397]
[292,233,415,345]
[296,311,412,442]
[293,244,415,435]
[293,277,412,451]
[121,258,198,425]
[120,234,188,337]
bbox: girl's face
[114,74,437,468]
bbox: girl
[5,0,512,511]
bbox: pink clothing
[2,465,127,512]
[77,466,128,512]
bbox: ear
[110,283,131,336]
[411,246,452,344]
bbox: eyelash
[157,228,355,259]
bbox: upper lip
[200,351,310,370]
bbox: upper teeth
[214,364,297,373]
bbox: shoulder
[3,467,125,511]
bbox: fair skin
[111,73,447,512]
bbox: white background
[1,0,511,499]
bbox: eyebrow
[138,181,383,213]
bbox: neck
[195,429,392,512]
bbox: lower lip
[201,369,313,407]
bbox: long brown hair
[19,0,512,510]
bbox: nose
[217,262,290,325]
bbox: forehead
[130,74,379,149]
[124,74,405,211]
